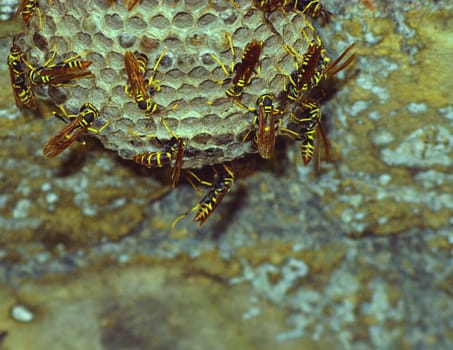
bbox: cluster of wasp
[9,0,355,228]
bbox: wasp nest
[15,0,323,169]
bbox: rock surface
[0,1,452,349]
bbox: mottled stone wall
[307,0,453,236]
[0,1,452,350]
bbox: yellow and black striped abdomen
[132,151,172,168]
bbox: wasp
[254,94,281,159]
[280,99,329,166]
[172,164,235,228]
[42,103,109,158]
[255,1,332,23]
[320,42,356,81]
[28,49,94,86]
[289,1,332,23]
[8,35,36,109]
[281,39,326,102]
[227,39,263,99]
[243,94,281,159]
[254,0,281,12]
[280,33,355,104]
[275,24,326,103]
[11,75,36,110]
[17,0,42,29]
[192,164,235,225]
[131,118,185,188]
[8,35,28,76]
[279,24,331,97]
[210,34,263,102]
[124,50,165,118]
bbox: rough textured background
[0,0,452,349]
[312,0,453,236]
[0,0,18,21]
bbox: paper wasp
[280,29,355,104]
[228,39,263,99]
[8,35,28,76]
[242,94,281,159]
[11,75,36,110]
[172,164,235,228]
[280,98,329,166]
[124,50,165,118]
[210,34,263,102]
[253,0,280,12]
[288,1,332,23]
[254,1,332,23]
[320,42,356,81]
[281,39,326,102]
[42,103,109,158]
[27,49,94,87]
[131,118,185,188]
[254,94,281,159]
[277,25,328,102]
[17,0,42,29]
[8,35,36,109]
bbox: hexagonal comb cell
[17,0,321,169]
